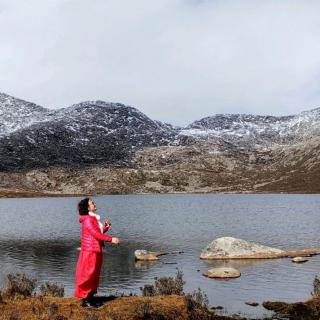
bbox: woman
[74,198,120,307]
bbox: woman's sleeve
[87,219,112,242]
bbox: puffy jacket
[79,215,112,252]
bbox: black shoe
[87,292,95,300]
[81,299,99,308]
[87,293,103,307]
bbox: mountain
[0,98,177,170]
[0,92,319,195]
[180,108,320,147]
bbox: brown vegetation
[39,282,65,298]
[1,137,320,197]
[2,292,320,320]
[262,295,320,320]
[0,294,249,320]
[140,270,185,296]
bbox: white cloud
[0,0,320,125]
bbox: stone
[245,301,259,307]
[292,257,308,263]
[211,306,223,310]
[200,237,284,259]
[134,250,161,261]
[203,267,241,279]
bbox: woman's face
[88,199,97,213]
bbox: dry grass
[262,294,320,320]
[3,273,37,299]
[140,270,185,297]
[2,293,320,319]
[39,282,64,298]
[0,296,188,320]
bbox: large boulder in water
[200,237,284,259]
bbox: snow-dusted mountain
[1,92,320,173]
[51,100,177,146]
[0,96,177,170]
[180,108,320,146]
[0,92,53,136]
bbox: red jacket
[79,215,112,252]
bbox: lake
[0,194,319,317]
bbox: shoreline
[1,294,320,320]
[0,189,319,199]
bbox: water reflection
[134,260,157,270]
[0,237,167,295]
[202,258,282,270]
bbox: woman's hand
[111,237,120,245]
[104,219,111,228]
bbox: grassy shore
[1,270,319,320]
[1,294,320,320]
[0,295,239,320]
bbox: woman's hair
[78,198,90,215]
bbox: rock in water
[134,250,161,261]
[203,267,240,279]
[200,237,284,259]
[292,257,308,263]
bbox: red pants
[74,251,103,298]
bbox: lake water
[0,194,319,317]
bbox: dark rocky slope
[0,98,177,170]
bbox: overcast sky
[1,0,320,125]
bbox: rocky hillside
[0,95,178,170]
[180,108,320,147]
[0,92,319,195]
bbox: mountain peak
[0,92,50,136]
[0,92,47,111]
